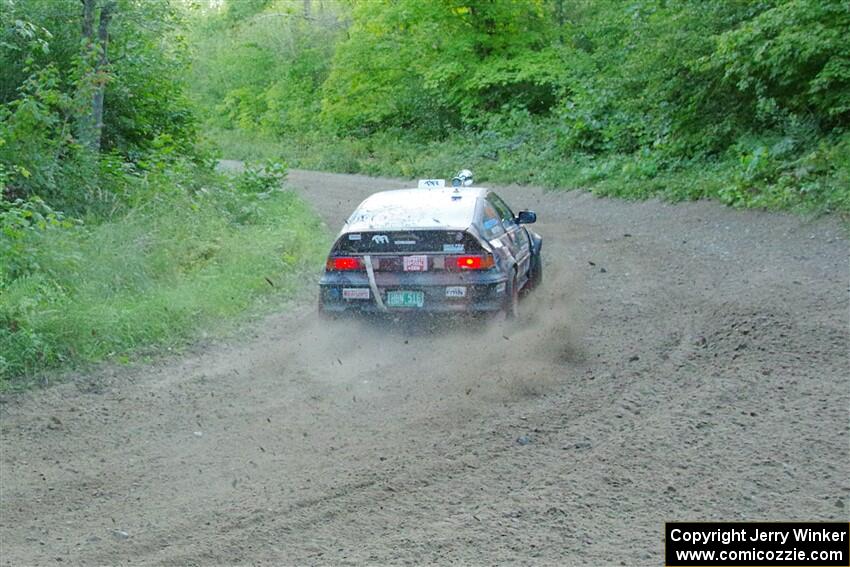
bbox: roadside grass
[0,165,330,389]
[201,127,287,163]
[210,120,850,216]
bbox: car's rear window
[333,230,483,254]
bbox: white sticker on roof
[348,233,362,240]
[417,179,445,189]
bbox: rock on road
[1,169,848,565]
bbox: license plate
[386,290,425,308]
[403,255,428,272]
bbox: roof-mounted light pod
[451,169,474,187]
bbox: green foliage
[187,0,342,137]
[224,0,272,22]
[0,196,75,286]
[236,160,287,193]
[101,0,198,157]
[270,114,849,214]
[0,163,329,385]
[704,0,850,129]
[0,0,334,384]
[0,0,198,213]
[190,0,849,214]
[320,0,564,133]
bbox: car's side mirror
[516,210,537,224]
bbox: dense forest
[0,0,326,382]
[191,0,849,210]
[1,0,848,382]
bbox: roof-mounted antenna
[451,169,474,188]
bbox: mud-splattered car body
[318,184,542,317]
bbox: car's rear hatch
[320,229,505,311]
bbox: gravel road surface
[1,169,848,565]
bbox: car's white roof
[343,187,487,232]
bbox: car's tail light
[327,256,364,271]
[446,254,495,271]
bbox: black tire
[525,252,543,292]
[504,272,519,320]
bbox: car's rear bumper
[318,271,508,314]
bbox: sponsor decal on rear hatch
[445,286,467,298]
[403,255,428,271]
[342,288,370,299]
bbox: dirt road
[1,170,848,565]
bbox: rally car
[318,171,542,317]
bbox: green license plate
[386,290,425,308]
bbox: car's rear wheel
[504,272,519,319]
[525,252,543,292]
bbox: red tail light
[327,256,364,271]
[448,254,495,270]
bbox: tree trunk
[79,0,113,152]
[91,1,113,151]
[82,0,94,41]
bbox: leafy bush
[702,0,850,130]
[0,197,76,286]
